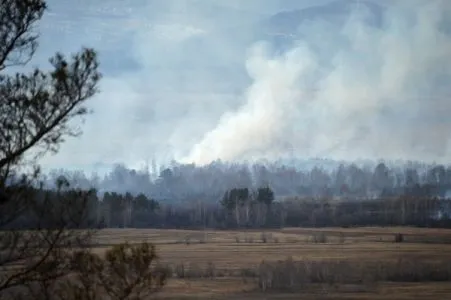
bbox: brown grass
[90,227,451,299]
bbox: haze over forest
[25,0,451,198]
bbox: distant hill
[253,0,384,50]
[264,0,384,33]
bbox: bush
[240,267,258,278]
[338,233,346,244]
[205,262,216,279]
[175,262,186,278]
[253,256,451,292]
[394,233,404,243]
[260,232,271,243]
[54,242,168,300]
[244,235,254,243]
[311,232,328,243]
[174,262,218,279]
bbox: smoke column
[181,0,451,166]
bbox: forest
[45,159,451,200]
[7,159,451,231]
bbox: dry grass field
[91,227,451,299]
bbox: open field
[92,227,451,299]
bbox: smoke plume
[32,0,451,171]
[182,0,451,165]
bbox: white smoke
[181,41,318,164]
[32,0,451,172]
[181,0,451,166]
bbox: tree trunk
[235,203,240,227]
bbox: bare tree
[0,2,170,299]
[0,0,100,298]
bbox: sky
[27,0,451,172]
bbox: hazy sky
[28,0,451,172]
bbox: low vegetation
[255,256,451,292]
[77,227,451,299]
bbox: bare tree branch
[0,0,46,70]
[0,49,101,179]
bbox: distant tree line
[8,160,444,231]
[5,179,451,231]
[46,160,451,204]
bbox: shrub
[260,232,268,243]
[97,242,167,299]
[244,235,254,243]
[174,262,218,279]
[205,262,216,279]
[338,233,346,244]
[394,233,404,243]
[175,262,186,278]
[55,242,168,300]
[253,256,451,292]
[311,232,328,243]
